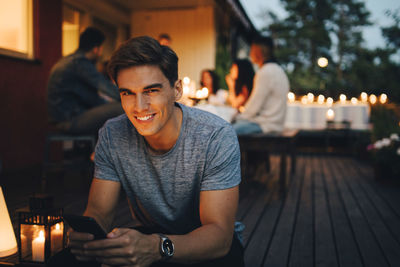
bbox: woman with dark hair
[200,69,227,105]
[226,59,255,110]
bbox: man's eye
[147,89,159,94]
[120,91,132,96]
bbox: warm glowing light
[195,87,209,99]
[369,94,377,104]
[327,97,333,107]
[326,109,335,121]
[183,85,189,95]
[183,77,190,85]
[288,92,295,102]
[307,93,314,103]
[317,94,325,104]
[301,96,308,104]
[317,57,328,68]
[360,92,368,102]
[32,230,45,261]
[379,93,387,104]
[0,187,18,257]
[351,97,358,105]
[339,94,346,103]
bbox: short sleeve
[93,126,120,182]
[201,125,241,191]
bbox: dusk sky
[240,0,400,49]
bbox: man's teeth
[136,115,153,121]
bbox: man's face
[117,65,182,141]
[250,44,263,67]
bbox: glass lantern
[17,195,65,264]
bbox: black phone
[63,214,107,240]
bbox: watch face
[162,238,174,257]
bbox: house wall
[130,6,216,87]
[0,0,62,170]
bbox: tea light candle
[307,93,314,103]
[326,97,333,107]
[317,94,325,104]
[351,97,358,105]
[51,223,63,252]
[360,92,368,102]
[287,92,295,103]
[301,96,308,105]
[32,230,45,262]
[339,94,346,103]
[326,108,335,121]
[379,93,387,104]
[369,94,377,104]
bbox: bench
[238,129,299,193]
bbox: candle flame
[360,92,368,102]
[369,94,377,104]
[183,77,190,85]
[326,109,335,120]
[307,93,314,103]
[288,92,295,102]
[55,223,60,230]
[339,94,346,103]
[327,97,333,106]
[379,93,387,104]
[351,97,358,105]
[317,94,325,104]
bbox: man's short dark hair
[78,27,105,52]
[108,36,178,86]
[252,35,275,61]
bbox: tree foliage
[261,0,400,102]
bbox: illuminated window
[0,0,34,59]
[62,5,82,56]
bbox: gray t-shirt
[94,103,241,234]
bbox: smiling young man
[49,36,244,267]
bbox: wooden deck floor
[1,155,400,266]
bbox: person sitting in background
[232,35,290,135]
[47,27,123,135]
[200,69,227,105]
[158,33,172,46]
[226,59,255,111]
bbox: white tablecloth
[284,102,370,130]
[194,104,238,123]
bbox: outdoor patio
[1,153,400,266]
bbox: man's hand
[68,229,97,262]
[77,228,160,267]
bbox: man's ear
[174,80,183,101]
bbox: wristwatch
[157,233,174,260]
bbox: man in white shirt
[233,36,290,134]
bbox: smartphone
[63,214,107,240]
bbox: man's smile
[135,114,156,121]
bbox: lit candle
[32,230,45,262]
[326,97,333,107]
[351,97,358,105]
[51,223,63,253]
[360,92,368,102]
[307,93,314,103]
[317,94,325,104]
[287,92,295,103]
[369,94,377,104]
[326,109,335,121]
[183,77,190,85]
[339,94,346,103]
[301,96,308,105]
[379,93,387,104]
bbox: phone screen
[63,214,107,239]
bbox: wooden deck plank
[329,157,389,266]
[313,156,339,267]
[322,156,364,267]
[288,156,314,267]
[337,158,400,266]
[262,156,305,267]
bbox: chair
[41,131,96,192]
